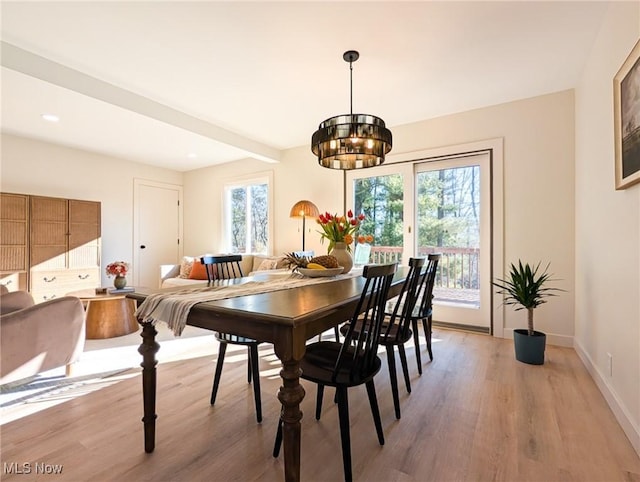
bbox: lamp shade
[312,50,392,170]
[290,200,319,219]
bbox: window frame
[222,170,274,255]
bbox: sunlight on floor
[0,323,219,424]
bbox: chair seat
[215,332,258,345]
[340,319,413,345]
[301,341,382,387]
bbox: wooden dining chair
[340,257,426,419]
[273,263,398,482]
[200,255,264,423]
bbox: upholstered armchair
[0,289,86,385]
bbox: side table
[66,288,139,339]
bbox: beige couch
[0,288,86,385]
[160,254,289,288]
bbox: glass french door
[347,152,492,331]
[415,153,491,330]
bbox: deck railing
[369,245,480,290]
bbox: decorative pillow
[188,260,209,280]
[252,255,287,272]
[252,256,269,272]
[179,256,195,278]
[257,258,279,271]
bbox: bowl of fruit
[284,253,344,277]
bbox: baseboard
[433,320,490,334]
[574,339,640,458]
[502,328,573,347]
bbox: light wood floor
[2,328,639,481]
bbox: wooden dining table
[128,266,407,482]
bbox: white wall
[0,133,183,285]
[574,2,640,455]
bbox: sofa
[0,287,86,385]
[160,254,290,288]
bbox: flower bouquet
[106,261,129,278]
[317,209,370,253]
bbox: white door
[133,180,182,288]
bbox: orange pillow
[188,260,209,280]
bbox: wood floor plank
[1,328,639,481]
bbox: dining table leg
[138,321,160,453]
[274,334,306,482]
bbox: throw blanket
[135,271,360,336]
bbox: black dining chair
[340,257,426,419]
[273,262,398,482]
[408,254,440,372]
[200,255,264,423]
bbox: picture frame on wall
[614,38,640,190]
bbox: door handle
[140,245,146,249]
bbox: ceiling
[1,1,610,172]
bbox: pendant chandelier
[311,50,392,170]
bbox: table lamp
[289,200,319,251]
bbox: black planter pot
[513,329,546,365]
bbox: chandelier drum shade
[312,50,392,170]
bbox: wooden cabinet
[0,193,29,291]
[29,196,101,303]
[0,193,101,301]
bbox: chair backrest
[335,262,397,383]
[380,257,426,343]
[200,255,244,282]
[413,254,441,318]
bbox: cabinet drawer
[0,272,28,292]
[30,268,100,303]
[64,268,101,292]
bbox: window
[223,173,272,254]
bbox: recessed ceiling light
[41,113,60,123]
[187,153,197,159]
